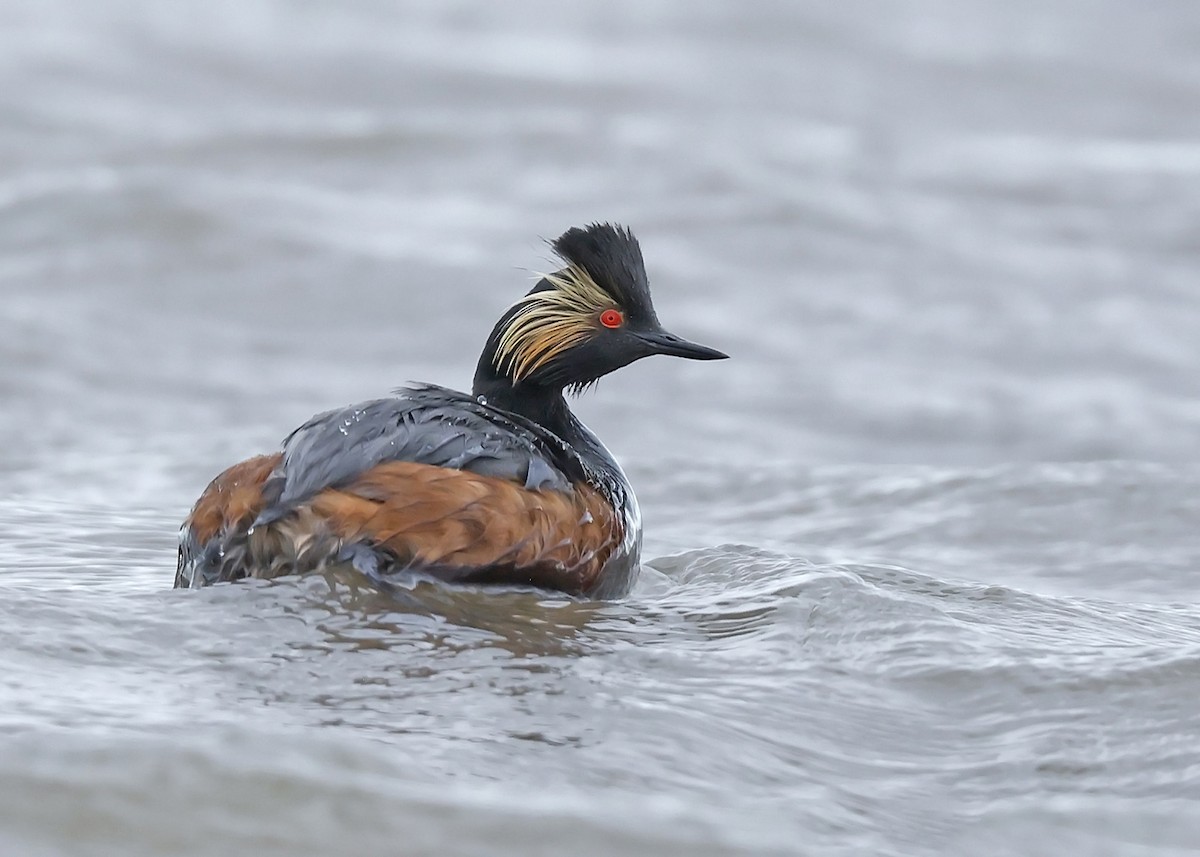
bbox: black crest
[551,223,654,317]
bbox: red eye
[600,309,624,329]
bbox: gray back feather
[255,384,579,524]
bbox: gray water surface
[2,2,1200,855]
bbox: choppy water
[3,2,1200,855]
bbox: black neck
[472,339,625,494]
[472,355,575,437]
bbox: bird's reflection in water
[222,566,621,743]
[272,564,612,661]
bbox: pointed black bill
[637,329,729,361]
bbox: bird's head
[475,223,727,401]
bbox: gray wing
[255,385,573,525]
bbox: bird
[175,223,727,598]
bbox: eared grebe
[175,223,727,598]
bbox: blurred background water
[1,1,1199,855]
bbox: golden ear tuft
[495,264,613,383]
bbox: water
[2,1,1199,854]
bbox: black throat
[471,355,625,501]
[472,352,576,441]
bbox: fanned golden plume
[495,264,613,383]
